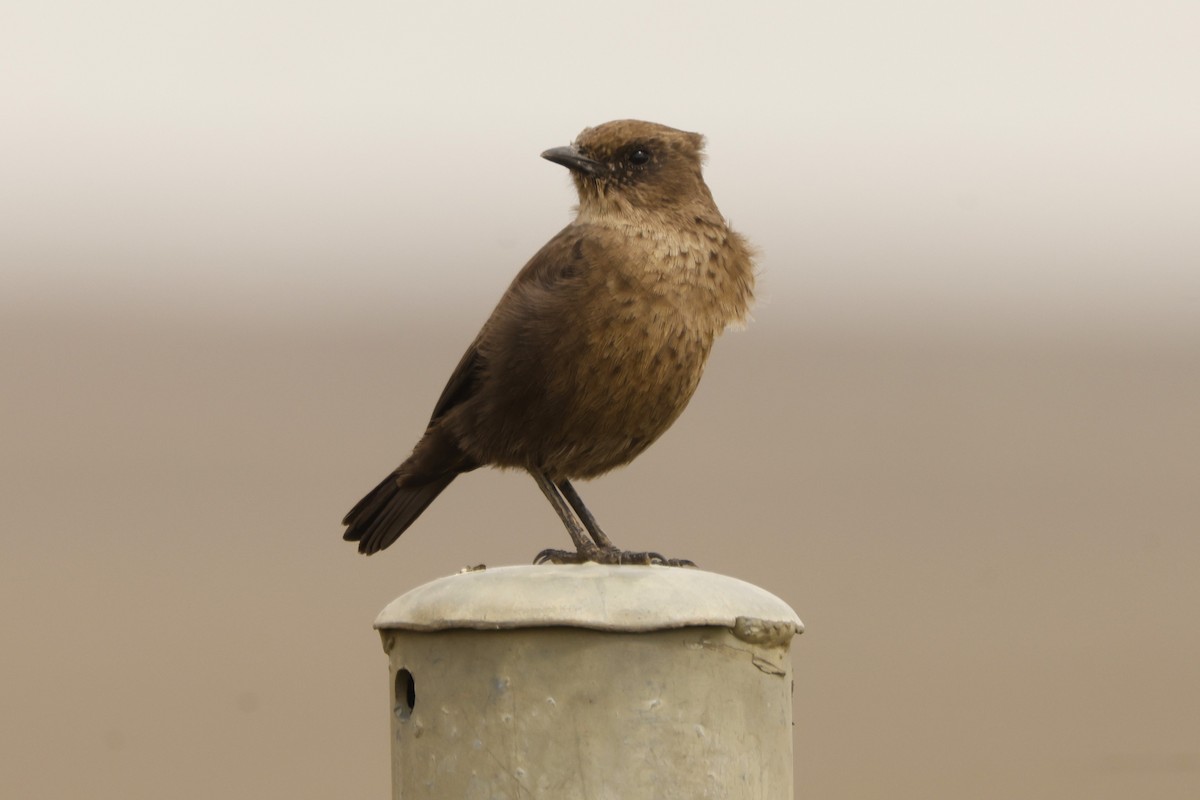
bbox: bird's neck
[574,198,755,336]
[574,195,725,240]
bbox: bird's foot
[534,545,696,567]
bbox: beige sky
[3,1,1197,338]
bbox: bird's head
[541,120,714,218]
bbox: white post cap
[375,563,802,637]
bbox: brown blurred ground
[2,301,1196,799]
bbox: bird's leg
[532,473,696,567]
[556,479,615,549]
[530,470,595,560]
[559,479,696,566]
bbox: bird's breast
[535,264,716,477]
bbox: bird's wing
[429,341,483,422]
[426,225,592,424]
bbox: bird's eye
[629,149,651,166]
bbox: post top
[374,563,802,636]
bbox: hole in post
[394,668,416,721]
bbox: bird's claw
[534,548,577,565]
[533,545,696,568]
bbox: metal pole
[375,564,803,799]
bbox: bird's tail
[342,471,457,555]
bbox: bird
[342,119,755,565]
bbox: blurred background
[2,2,1198,798]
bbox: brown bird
[342,120,755,565]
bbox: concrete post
[375,563,803,799]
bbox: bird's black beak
[541,145,604,176]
